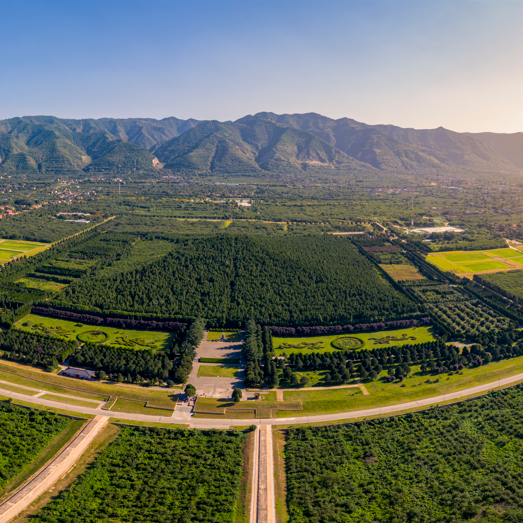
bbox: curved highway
[1,371,522,428]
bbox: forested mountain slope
[152,118,375,175]
[0,117,158,175]
[0,113,520,177]
[246,112,518,174]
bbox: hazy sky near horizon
[1,0,522,133]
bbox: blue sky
[1,0,522,133]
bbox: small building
[60,367,96,380]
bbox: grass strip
[0,362,177,408]
[200,357,240,364]
[273,429,289,523]
[236,431,254,523]
[39,394,101,409]
[110,398,174,415]
[197,365,239,378]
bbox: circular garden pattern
[77,331,108,343]
[331,336,364,350]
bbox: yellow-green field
[15,314,174,351]
[427,247,523,275]
[0,239,49,262]
[273,326,435,355]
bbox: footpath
[0,416,108,523]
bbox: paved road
[0,416,108,523]
[2,371,523,428]
[251,426,275,523]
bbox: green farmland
[15,314,174,351]
[0,239,49,263]
[273,326,435,355]
[427,247,523,275]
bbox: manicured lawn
[273,326,435,355]
[0,362,178,408]
[15,277,68,292]
[110,398,174,415]
[207,331,242,342]
[461,260,509,272]
[277,355,523,417]
[40,394,101,408]
[197,365,239,378]
[0,370,107,401]
[379,264,425,281]
[200,357,240,364]
[0,382,40,396]
[15,314,173,351]
[277,369,336,388]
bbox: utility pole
[411,196,414,227]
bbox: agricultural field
[479,269,523,300]
[427,247,523,276]
[15,314,174,351]
[0,402,75,495]
[29,426,247,523]
[379,264,424,281]
[273,326,435,355]
[0,239,49,262]
[284,386,523,522]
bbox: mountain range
[0,113,521,179]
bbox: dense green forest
[0,209,102,243]
[60,236,416,326]
[32,427,246,523]
[285,385,523,523]
[0,403,72,493]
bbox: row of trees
[0,329,76,371]
[32,306,186,332]
[267,317,430,337]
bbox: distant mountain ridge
[0,113,520,178]
[246,112,517,173]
